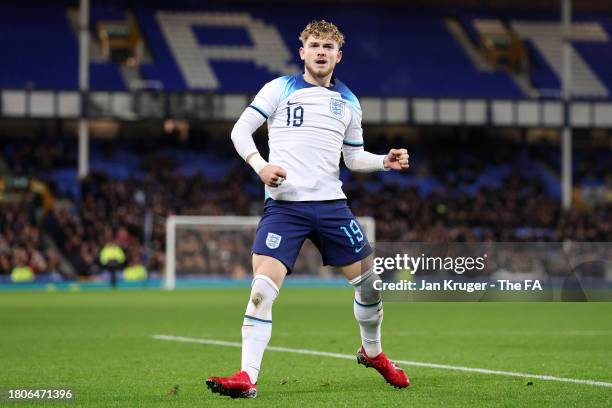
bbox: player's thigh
[337,254,374,281]
[252,254,288,289]
[252,199,314,281]
[315,201,373,274]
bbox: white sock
[351,272,383,358]
[241,275,279,383]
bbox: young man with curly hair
[206,20,410,398]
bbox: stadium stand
[2,1,611,97]
[0,132,609,279]
[0,1,609,281]
[0,2,78,90]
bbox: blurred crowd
[349,174,610,243]
[41,166,252,279]
[0,134,610,280]
[0,202,64,278]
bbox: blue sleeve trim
[280,74,308,101]
[248,104,269,119]
[354,299,382,308]
[334,78,362,114]
[244,315,272,324]
[343,140,364,147]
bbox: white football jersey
[250,73,364,201]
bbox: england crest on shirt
[330,98,345,118]
[266,233,282,249]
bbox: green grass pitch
[1,288,611,407]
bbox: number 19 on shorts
[340,220,364,249]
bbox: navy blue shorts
[252,199,373,274]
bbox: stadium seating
[0,1,610,279]
[0,3,78,90]
[133,5,525,97]
[1,134,609,278]
[460,10,612,98]
[2,1,611,98]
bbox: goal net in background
[164,216,376,290]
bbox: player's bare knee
[359,255,374,272]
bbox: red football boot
[205,371,257,398]
[356,346,410,388]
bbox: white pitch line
[152,334,612,389]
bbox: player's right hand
[259,165,287,188]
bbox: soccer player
[206,20,410,398]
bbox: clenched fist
[259,165,288,188]
[383,148,410,171]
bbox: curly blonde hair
[299,20,345,48]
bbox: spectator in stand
[2,137,610,279]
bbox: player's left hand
[383,148,409,171]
